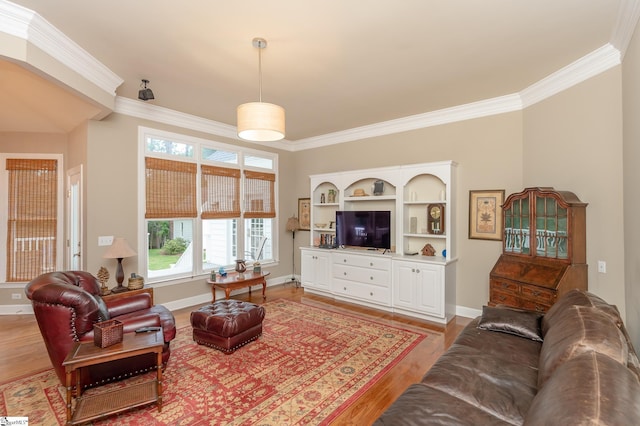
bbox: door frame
[66,165,83,270]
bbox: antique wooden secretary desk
[489,187,588,313]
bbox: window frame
[138,127,278,284]
[0,153,64,285]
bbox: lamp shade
[286,216,300,232]
[103,237,136,259]
[237,102,285,142]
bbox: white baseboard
[0,304,33,315]
[456,305,482,319]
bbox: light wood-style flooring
[0,284,471,425]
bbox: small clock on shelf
[427,203,445,234]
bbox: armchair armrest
[105,292,153,317]
[80,313,162,342]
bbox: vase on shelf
[328,189,336,203]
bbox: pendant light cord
[258,41,263,103]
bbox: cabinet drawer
[333,253,391,270]
[332,264,390,287]
[520,299,552,313]
[490,279,519,294]
[333,278,391,305]
[490,289,519,306]
[521,285,556,303]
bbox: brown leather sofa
[25,271,177,390]
[375,289,640,425]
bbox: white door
[66,166,83,270]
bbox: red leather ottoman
[190,300,265,354]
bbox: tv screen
[335,210,391,250]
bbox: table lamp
[103,237,137,293]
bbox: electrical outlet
[98,236,114,246]
[11,293,22,300]
[597,260,606,274]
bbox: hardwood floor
[0,284,471,425]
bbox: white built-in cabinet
[300,161,458,324]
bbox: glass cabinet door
[535,195,568,259]
[504,195,530,255]
[504,190,569,260]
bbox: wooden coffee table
[207,271,270,302]
[62,329,164,425]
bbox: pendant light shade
[237,37,285,142]
[237,101,285,141]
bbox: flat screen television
[335,210,391,250]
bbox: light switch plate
[98,236,114,246]
[597,260,606,273]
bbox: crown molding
[292,94,523,151]
[115,42,621,152]
[520,44,620,108]
[0,0,33,39]
[611,0,640,60]
[0,0,123,95]
[116,35,620,152]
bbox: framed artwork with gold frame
[298,198,311,231]
[469,190,505,240]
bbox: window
[140,127,277,283]
[1,154,63,283]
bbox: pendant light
[237,37,285,142]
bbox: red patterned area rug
[0,299,427,425]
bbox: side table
[62,329,164,425]
[207,271,270,302]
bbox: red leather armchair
[25,271,176,389]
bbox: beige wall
[523,68,626,316]
[623,19,640,350]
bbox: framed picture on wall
[298,198,311,231]
[469,190,505,240]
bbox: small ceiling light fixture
[138,79,155,101]
[237,37,285,142]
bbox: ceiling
[1,0,631,141]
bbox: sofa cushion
[420,344,538,425]
[373,383,515,426]
[454,318,542,370]
[538,305,628,388]
[542,289,621,336]
[525,352,640,425]
[478,306,543,342]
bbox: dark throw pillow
[477,305,543,342]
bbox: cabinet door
[314,252,331,290]
[301,250,331,291]
[415,263,444,316]
[301,250,315,287]
[393,261,417,309]
[504,193,530,255]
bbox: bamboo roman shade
[244,170,276,218]
[201,165,241,219]
[6,158,57,282]
[145,157,197,218]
